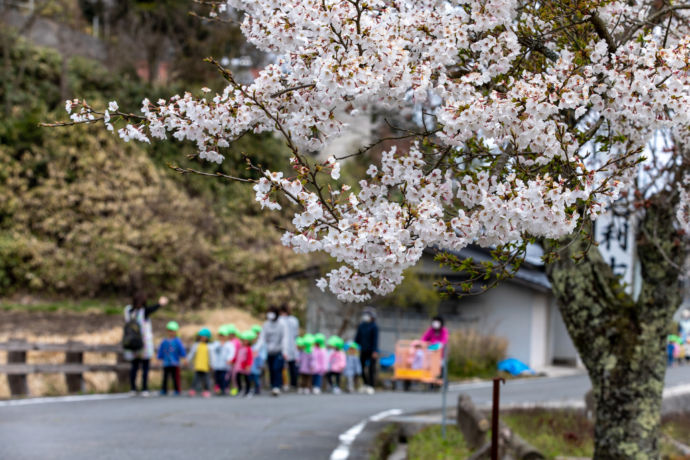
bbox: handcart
[393,339,443,387]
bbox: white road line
[663,383,690,398]
[330,408,403,460]
[0,393,133,407]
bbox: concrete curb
[0,392,133,407]
[352,383,690,459]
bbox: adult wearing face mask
[421,316,449,349]
[256,306,289,396]
[354,306,379,395]
[421,316,449,391]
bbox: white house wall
[530,294,550,369]
[455,282,546,368]
[307,284,558,369]
[549,301,581,366]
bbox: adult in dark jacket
[354,306,379,395]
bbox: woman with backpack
[123,292,168,396]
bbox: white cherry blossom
[62,0,690,301]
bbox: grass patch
[502,409,594,459]
[503,409,688,459]
[0,298,123,314]
[407,425,472,460]
[406,410,689,459]
[663,413,690,444]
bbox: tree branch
[517,34,559,62]
[589,13,616,54]
[270,83,316,98]
[619,4,690,46]
[168,164,255,183]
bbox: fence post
[116,352,129,390]
[64,341,85,393]
[491,377,505,460]
[7,339,28,396]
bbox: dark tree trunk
[546,194,684,459]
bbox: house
[306,246,582,371]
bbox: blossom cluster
[256,144,594,301]
[64,0,690,300]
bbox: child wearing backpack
[188,328,213,397]
[156,321,187,396]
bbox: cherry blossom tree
[545,139,688,459]
[51,0,690,456]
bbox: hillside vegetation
[0,36,306,311]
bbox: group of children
[156,322,365,397]
[295,333,363,395]
[156,321,263,397]
[667,334,690,367]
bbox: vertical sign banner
[594,209,638,295]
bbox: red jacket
[235,345,254,373]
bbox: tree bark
[546,194,684,459]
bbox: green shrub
[446,329,507,379]
[0,34,306,310]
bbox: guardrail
[0,340,137,396]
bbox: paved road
[1,366,689,460]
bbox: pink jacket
[312,346,328,375]
[421,327,448,346]
[298,350,314,374]
[329,350,346,373]
[230,337,242,363]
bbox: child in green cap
[211,326,236,395]
[326,336,346,394]
[311,333,327,394]
[344,341,362,393]
[249,329,267,397]
[187,328,213,397]
[223,324,241,396]
[156,321,187,396]
[298,335,315,394]
[234,331,255,397]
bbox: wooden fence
[0,340,133,396]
